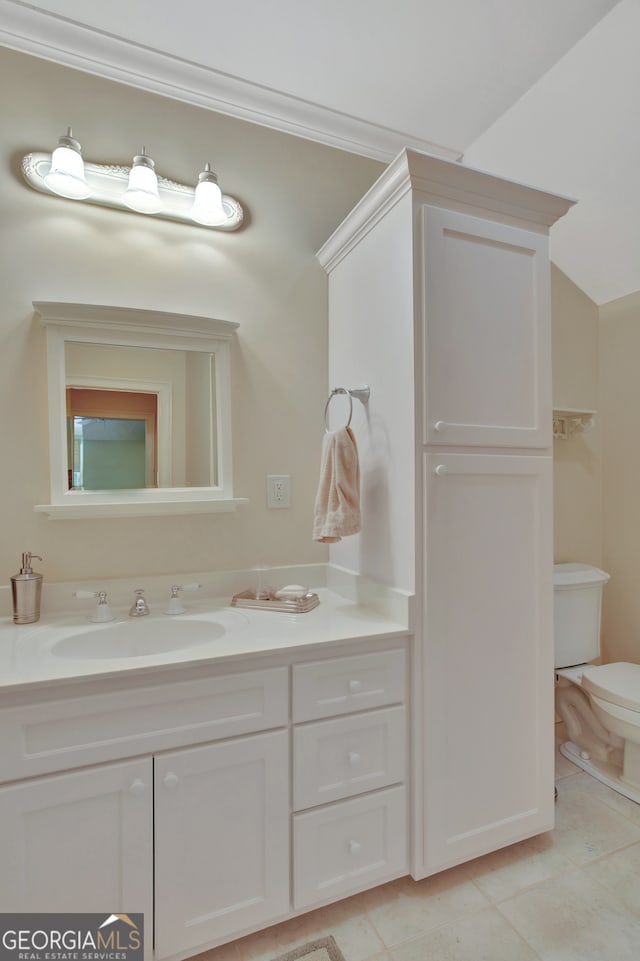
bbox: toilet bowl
[554,564,640,804]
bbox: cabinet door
[422,206,551,449]
[0,757,153,920]
[419,452,554,874]
[154,729,289,959]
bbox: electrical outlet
[267,474,290,509]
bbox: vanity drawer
[293,785,407,909]
[292,649,405,722]
[0,667,288,783]
[293,706,405,810]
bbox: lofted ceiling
[0,0,635,304]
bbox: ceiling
[1,0,636,305]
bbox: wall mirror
[34,302,247,519]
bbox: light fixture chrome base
[22,152,244,231]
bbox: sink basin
[51,617,235,660]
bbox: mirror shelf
[34,492,248,520]
[35,302,247,520]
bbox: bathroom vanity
[0,578,409,961]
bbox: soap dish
[231,589,320,614]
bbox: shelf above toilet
[553,408,595,440]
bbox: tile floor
[197,742,640,961]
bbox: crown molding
[0,1,462,164]
[317,148,576,272]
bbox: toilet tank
[553,563,610,668]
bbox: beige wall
[551,265,602,569]
[0,47,383,584]
[599,291,640,663]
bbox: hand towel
[313,426,361,543]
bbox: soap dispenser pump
[11,552,43,624]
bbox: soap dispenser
[11,552,43,624]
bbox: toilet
[554,563,640,804]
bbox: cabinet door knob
[348,752,362,767]
[434,420,446,432]
[129,778,145,796]
[163,772,179,789]
[434,464,448,476]
[348,679,362,693]
[348,840,362,855]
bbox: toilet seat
[581,662,640,714]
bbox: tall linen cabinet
[317,149,574,878]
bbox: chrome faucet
[129,589,150,617]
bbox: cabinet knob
[129,778,145,796]
[163,772,179,789]
[348,840,362,855]
[434,464,448,476]
[348,679,362,694]
[348,752,362,767]
[434,421,446,432]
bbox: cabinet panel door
[420,453,554,873]
[154,730,289,959]
[422,206,551,448]
[0,758,152,922]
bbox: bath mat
[269,936,346,961]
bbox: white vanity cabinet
[0,665,290,961]
[318,148,574,878]
[0,640,408,960]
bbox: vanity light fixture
[190,163,226,226]
[43,128,90,200]
[22,129,244,231]
[123,148,162,214]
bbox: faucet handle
[164,583,202,615]
[73,589,114,623]
[129,589,151,617]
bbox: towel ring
[324,385,370,433]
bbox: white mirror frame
[34,302,247,519]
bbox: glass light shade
[44,129,90,200]
[190,164,226,226]
[123,152,162,214]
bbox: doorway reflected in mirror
[67,387,158,489]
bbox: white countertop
[0,588,410,695]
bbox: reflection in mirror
[67,387,158,489]
[34,302,245,519]
[65,342,217,489]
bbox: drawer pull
[129,778,145,796]
[348,839,362,855]
[348,751,362,767]
[348,679,362,694]
[163,772,180,789]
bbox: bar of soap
[274,584,308,599]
